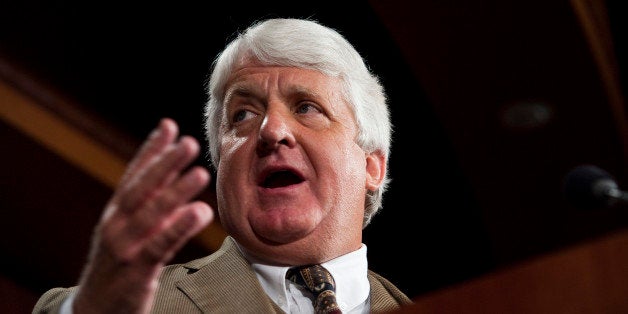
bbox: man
[34,18,412,313]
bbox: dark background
[1,0,627,310]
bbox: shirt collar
[320,245,370,311]
[235,241,370,312]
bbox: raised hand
[72,118,214,314]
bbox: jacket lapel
[175,236,283,313]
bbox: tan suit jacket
[33,236,412,313]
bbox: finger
[119,135,201,214]
[126,166,210,241]
[119,118,179,187]
[140,201,214,264]
[143,166,210,222]
[98,119,179,225]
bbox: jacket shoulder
[368,270,413,313]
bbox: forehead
[225,65,343,96]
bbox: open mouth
[261,170,304,188]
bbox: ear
[365,150,386,191]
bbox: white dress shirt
[237,242,371,314]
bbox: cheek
[220,134,250,160]
[322,145,368,222]
[324,141,367,188]
[216,136,253,197]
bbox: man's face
[215,65,384,264]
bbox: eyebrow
[290,85,321,100]
[224,84,260,105]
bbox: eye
[295,102,321,115]
[233,109,256,123]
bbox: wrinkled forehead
[223,64,356,122]
[226,64,339,89]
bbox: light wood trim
[0,80,127,188]
[396,228,628,313]
[0,60,226,251]
[571,0,628,166]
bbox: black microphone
[563,164,628,210]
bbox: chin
[253,225,313,245]
[250,208,321,243]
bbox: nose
[256,106,296,155]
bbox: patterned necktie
[286,264,342,314]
